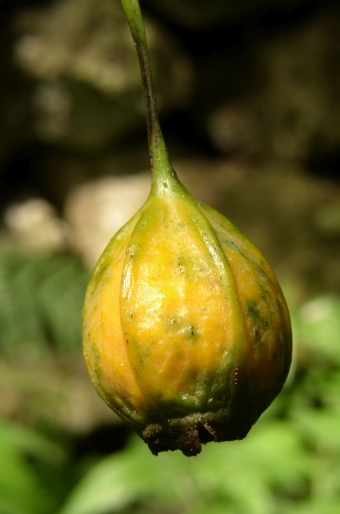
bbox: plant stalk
[120,0,178,192]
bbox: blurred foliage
[0,251,89,362]
[1,249,340,513]
[0,417,67,514]
[0,0,339,512]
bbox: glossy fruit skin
[83,182,292,456]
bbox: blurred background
[0,0,340,512]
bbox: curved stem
[120,0,179,192]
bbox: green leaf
[296,295,340,364]
[0,418,66,464]
[0,251,89,360]
[59,436,187,514]
[59,419,313,514]
[0,418,65,514]
[285,498,340,514]
[293,406,340,451]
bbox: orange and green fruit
[82,0,292,456]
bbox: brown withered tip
[141,409,256,456]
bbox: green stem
[120,0,180,193]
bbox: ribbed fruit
[83,173,292,456]
[82,0,292,456]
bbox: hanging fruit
[82,0,292,456]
